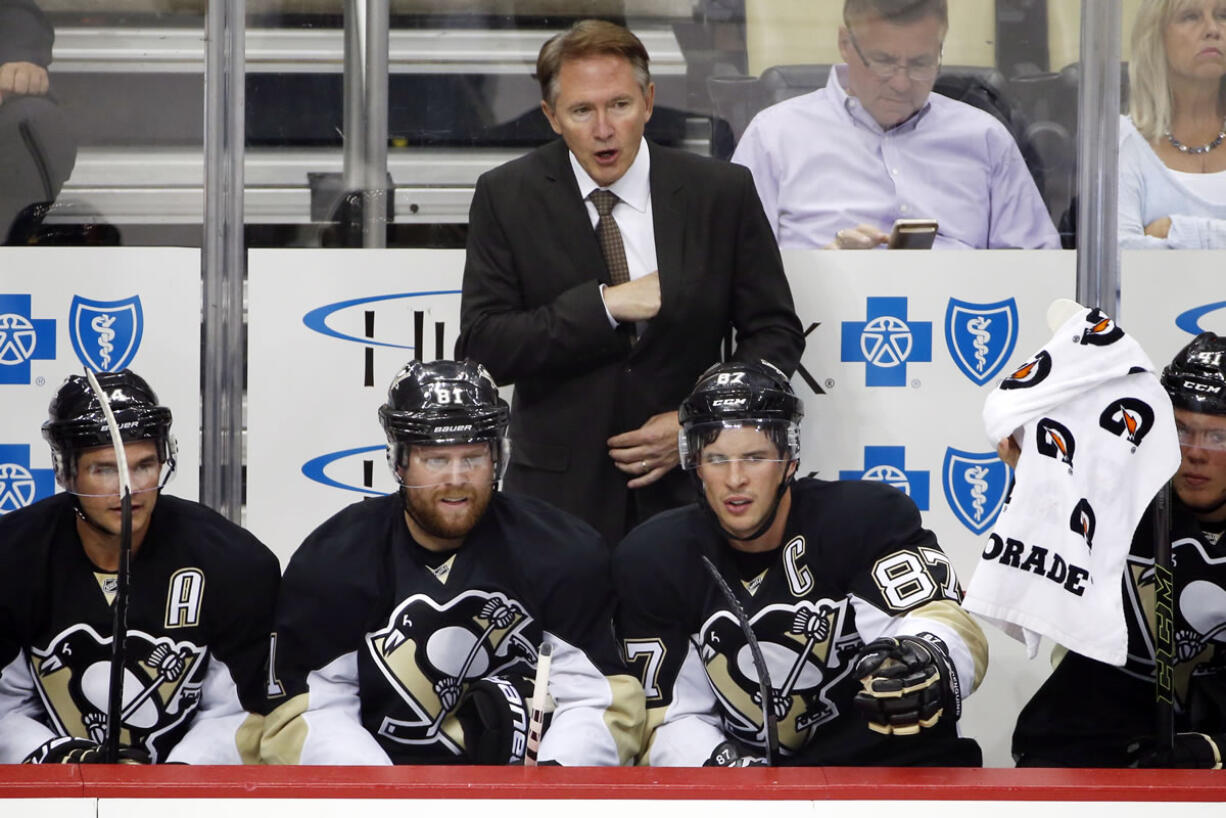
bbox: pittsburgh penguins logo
[29,625,208,762]
[1079,308,1125,347]
[1124,541,1226,697]
[699,600,860,756]
[1068,499,1096,550]
[1036,418,1076,468]
[1000,350,1052,390]
[1098,398,1156,450]
[365,590,538,754]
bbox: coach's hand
[609,411,680,489]
[603,271,661,323]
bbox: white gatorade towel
[964,307,1181,666]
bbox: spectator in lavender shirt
[731,0,1059,251]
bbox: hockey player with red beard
[261,359,643,765]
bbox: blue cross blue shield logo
[944,298,1019,386]
[840,445,930,510]
[942,448,1011,534]
[0,444,56,515]
[0,294,56,385]
[841,297,932,387]
[69,295,144,372]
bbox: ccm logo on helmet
[712,398,747,408]
[1183,380,1222,395]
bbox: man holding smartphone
[731,0,1059,251]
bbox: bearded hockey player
[613,360,987,766]
[260,359,644,765]
[1013,332,1226,768]
[0,370,280,764]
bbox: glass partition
[22,0,1219,774]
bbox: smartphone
[888,219,938,250]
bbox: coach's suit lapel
[540,140,612,287]
[647,142,686,343]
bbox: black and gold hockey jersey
[613,477,988,766]
[1013,496,1226,766]
[261,492,644,766]
[0,493,280,763]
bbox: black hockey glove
[23,736,151,765]
[852,634,960,736]
[703,740,768,767]
[1127,732,1224,770]
[456,674,539,765]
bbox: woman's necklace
[1166,117,1226,155]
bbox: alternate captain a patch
[365,589,539,754]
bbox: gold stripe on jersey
[604,673,647,765]
[640,704,668,765]
[236,712,264,764]
[260,693,310,765]
[909,599,989,690]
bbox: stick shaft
[85,370,134,764]
[524,642,552,766]
[1153,483,1175,758]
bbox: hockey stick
[700,554,779,764]
[85,369,134,765]
[1152,481,1176,762]
[524,641,553,766]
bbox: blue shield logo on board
[70,295,144,372]
[945,298,1018,386]
[942,448,1011,534]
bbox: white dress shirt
[568,137,657,327]
[731,65,1060,250]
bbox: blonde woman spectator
[1121,0,1226,248]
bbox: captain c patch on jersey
[365,589,539,755]
[29,624,208,761]
[699,599,861,756]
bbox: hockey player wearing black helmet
[614,360,986,767]
[0,369,280,765]
[263,359,644,767]
[378,359,511,549]
[41,369,176,555]
[1014,332,1226,769]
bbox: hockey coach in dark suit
[458,19,804,545]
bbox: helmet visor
[1176,418,1226,452]
[679,419,800,471]
[388,440,509,488]
[66,451,176,497]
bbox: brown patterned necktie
[588,189,631,286]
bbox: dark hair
[844,0,948,27]
[536,19,651,108]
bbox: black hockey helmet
[1162,332,1226,416]
[41,369,177,486]
[379,359,510,480]
[678,359,803,470]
